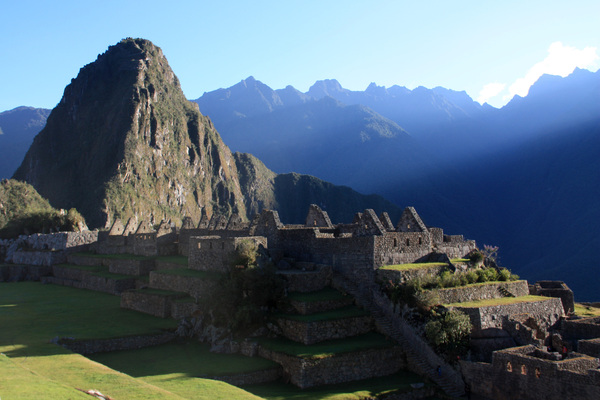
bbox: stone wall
[430,280,530,304]
[561,316,600,341]
[59,332,175,354]
[133,233,158,256]
[108,258,155,276]
[179,227,252,255]
[277,265,332,293]
[578,338,600,357]
[289,295,354,315]
[530,281,575,314]
[257,345,406,388]
[464,345,600,400]
[377,264,448,284]
[120,290,181,318]
[148,271,219,301]
[0,264,52,282]
[275,314,373,345]
[188,236,267,273]
[4,231,99,266]
[454,297,564,332]
[373,232,433,267]
[82,274,136,295]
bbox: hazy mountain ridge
[0,107,50,179]
[193,70,600,300]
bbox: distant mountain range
[192,70,600,300]
[0,107,50,179]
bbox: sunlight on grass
[243,371,431,400]
[380,262,447,271]
[574,303,600,318]
[447,295,551,308]
[0,282,261,399]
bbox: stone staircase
[332,272,467,398]
[256,260,411,390]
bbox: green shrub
[465,270,478,284]
[498,268,511,281]
[425,309,472,361]
[469,251,484,265]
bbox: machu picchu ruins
[2,203,599,399]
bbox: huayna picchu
[13,38,399,229]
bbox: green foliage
[0,180,87,238]
[498,268,512,281]
[469,251,484,265]
[425,309,472,361]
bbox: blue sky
[1,1,599,111]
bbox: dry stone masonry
[2,204,599,398]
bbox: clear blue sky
[1,0,599,111]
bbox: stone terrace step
[255,332,406,388]
[154,255,189,271]
[275,306,373,345]
[67,252,156,276]
[287,287,355,315]
[276,265,332,293]
[48,264,136,295]
[148,268,222,301]
[121,288,196,319]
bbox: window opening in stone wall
[506,362,512,372]
[197,242,201,249]
[520,365,527,375]
[209,242,213,250]
[419,237,422,245]
[394,238,398,247]
[407,224,411,229]
[535,367,541,378]
[406,239,410,246]
[221,242,225,249]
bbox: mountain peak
[14,38,246,227]
[307,79,345,99]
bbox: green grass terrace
[379,262,448,271]
[445,295,552,308]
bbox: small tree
[425,309,472,361]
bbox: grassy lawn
[380,262,447,271]
[255,332,395,359]
[243,371,431,400]
[90,341,278,377]
[287,287,348,303]
[446,295,551,308]
[275,306,368,322]
[0,281,261,400]
[574,303,600,318]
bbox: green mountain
[0,179,85,238]
[13,38,400,227]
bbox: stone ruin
[2,204,599,399]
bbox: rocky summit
[13,38,400,228]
